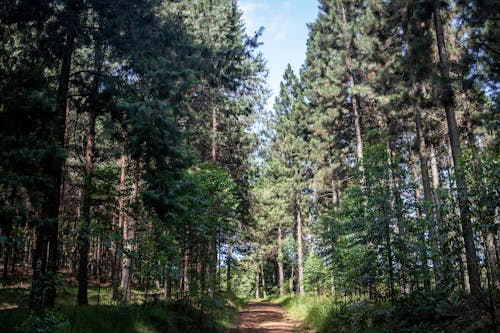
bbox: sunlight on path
[227,302,313,333]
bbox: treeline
[248,0,498,310]
[0,0,267,313]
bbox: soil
[227,301,313,333]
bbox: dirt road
[227,301,309,333]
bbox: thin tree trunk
[340,1,364,178]
[207,235,217,299]
[121,161,139,302]
[484,218,500,290]
[430,145,453,287]
[432,0,481,297]
[261,263,267,298]
[182,232,190,297]
[411,151,431,290]
[113,128,127,301]
[227,241,232,292]
[255,269,259,299]
[78,111,97,305]
[2,222,12,280]
[415,106,442,284]
[296,197,305,296]
[277,223,284,296]
[211,106,217,164]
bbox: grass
[265,292,497,333]
[267,294,335,331]
[0,284,245,333]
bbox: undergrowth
[269,291,498,333]
[0,287,245,333]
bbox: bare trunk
[211,106,217,164]
[121,161,139,302]
[78,111,97,305]
[182,232,190,297]
[432,0,481,297]
[113,130,127,301]
[227,241,232,292]
[277,223,284,295]
[415,107,442,283]
[2,222,12,280]
[484,219,499,290]
[430,145,453,286]
[122,161,140,302]
[340,1,364,178]
[411,151,431,290]
[296,198,305,296]
[255,269,259,299]
[261,263,267,298]
[207,234,217,299]
[33,9,78,310]
[30,227,48,312]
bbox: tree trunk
[30,228,48,312]
[261,263,267,298]
[182,232,190,297]
[415,106,442,284]
[432,0,481,297]
[430,145,453,287]
[411,152,431,290]
[31,6,78,310]
[113,135,127,300]
[121,161,139,303]
[483,217,500,290]
[340,1,364,178]
[226,241,232,292]
[78,111,97,305]
[277,223,284,296]
[296,197,305,296]
[2,222,12,280]
[211,106,217,164]
[255,269,259,299]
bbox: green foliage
[304,254,330,293]
[16,310,69,333]
[0,289,245,333]
[274,292,495,333]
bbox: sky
[239,1,319,110]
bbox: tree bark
[261,263,267,298]
[255,269,259,299]
[121,161,139,303]
[31,3,79,309]
[78,111,97,305]
[432,0,481,297]
[430,145,454,287]
[340,1,364,178]
[415,106,442,284]
[296,197,305,296]
[226,241,232,292]
[411,151,431,290]
[483,216,500,290]
[113,134,127,300]
[211,106,217,164]
[277,223,284,296]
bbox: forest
[0,0,498,332]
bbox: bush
[16,310,69,333]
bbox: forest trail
[227,302,312,333]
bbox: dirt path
[227,301,309,333]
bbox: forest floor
[226,301,315,333]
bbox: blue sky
[239,1,318,110]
